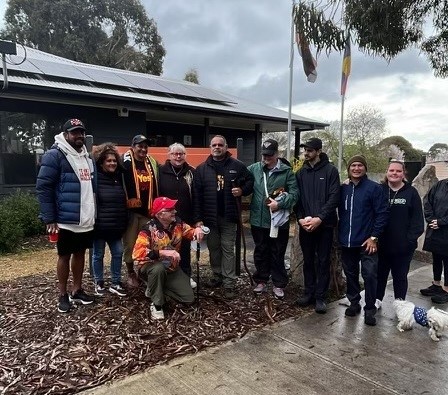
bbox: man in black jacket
[193,135,254,299]
[295,138,340,313]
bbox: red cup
[49,232,59,243]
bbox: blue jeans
[92,237,124,284]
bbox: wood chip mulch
[0,270,310,395]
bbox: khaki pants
[123,212,149,265]
[139,262,194,306]
[206,216,237,288]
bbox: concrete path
[84,262,448,395]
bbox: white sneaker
[150,303,165,320]
[273,286,285,299]
[375,299,382,310]
[190,277,197,289]
[253,283,267,294]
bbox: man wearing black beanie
[338,155,389,326]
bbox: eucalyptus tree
[2,0,165,75]
[294,1,448,77]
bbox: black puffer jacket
[423,179,448,255]
[94,169,128,239]
[159,160,195,225]
[193,153,254,226]
[295,153,340,227]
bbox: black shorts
[57,229,94,256]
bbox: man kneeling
[132,197,204,320]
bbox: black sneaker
[297,294,315,307]
[431,290,448,304]
[94,281,106,297]
[364,313,377,326]
[58,293,71,313]
[315,299,327,314]
[109,283,127,297]
[420,284,444,296]
[345,303,361,317]
[70,289,94,305]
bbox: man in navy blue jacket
[36,119,96,313]
[338,155,388,326]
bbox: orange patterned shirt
[132,218,195,271]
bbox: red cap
[151,197,178,216]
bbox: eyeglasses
[159,208,176,213]
[211,143,224,147]
[170,152,185,156]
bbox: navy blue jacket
[36,148,94,225]
[338,176,389,248]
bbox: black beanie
[347,155,368,171]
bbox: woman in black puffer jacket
[92,143,128,297]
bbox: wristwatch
[370,236,378,242]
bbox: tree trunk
[290,224,345,299]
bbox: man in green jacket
[248,139,299,299]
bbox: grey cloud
[146,0,433,112]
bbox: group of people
[36,119,447,324]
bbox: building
[0,45,327,194]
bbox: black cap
[132,134,150,145]
[300,137,322,150]
[63,119,86,133]
[261,139,279,155]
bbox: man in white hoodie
[36,119,96,313]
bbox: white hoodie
[54,132,95,232]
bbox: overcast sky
[1,0,447,151]
[145,0,448,152]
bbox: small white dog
[393,299,448,341]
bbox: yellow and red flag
[340,34,351,96]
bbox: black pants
[341,247,378,311]
[251,225,289,288]
[376,249,414,301]
[432,253,448,286]
[299,226,333,300]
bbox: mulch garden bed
[0,268,310,394]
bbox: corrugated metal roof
[1,46,328,129]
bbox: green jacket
[248,159,299,229]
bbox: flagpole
[286,0,295,162]
[338,94,345,173]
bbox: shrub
[0,190,44,253]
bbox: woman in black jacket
[376,160,424,307]
[158,143,196,288]
[92,143,128,297]
[420,178,448,303]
